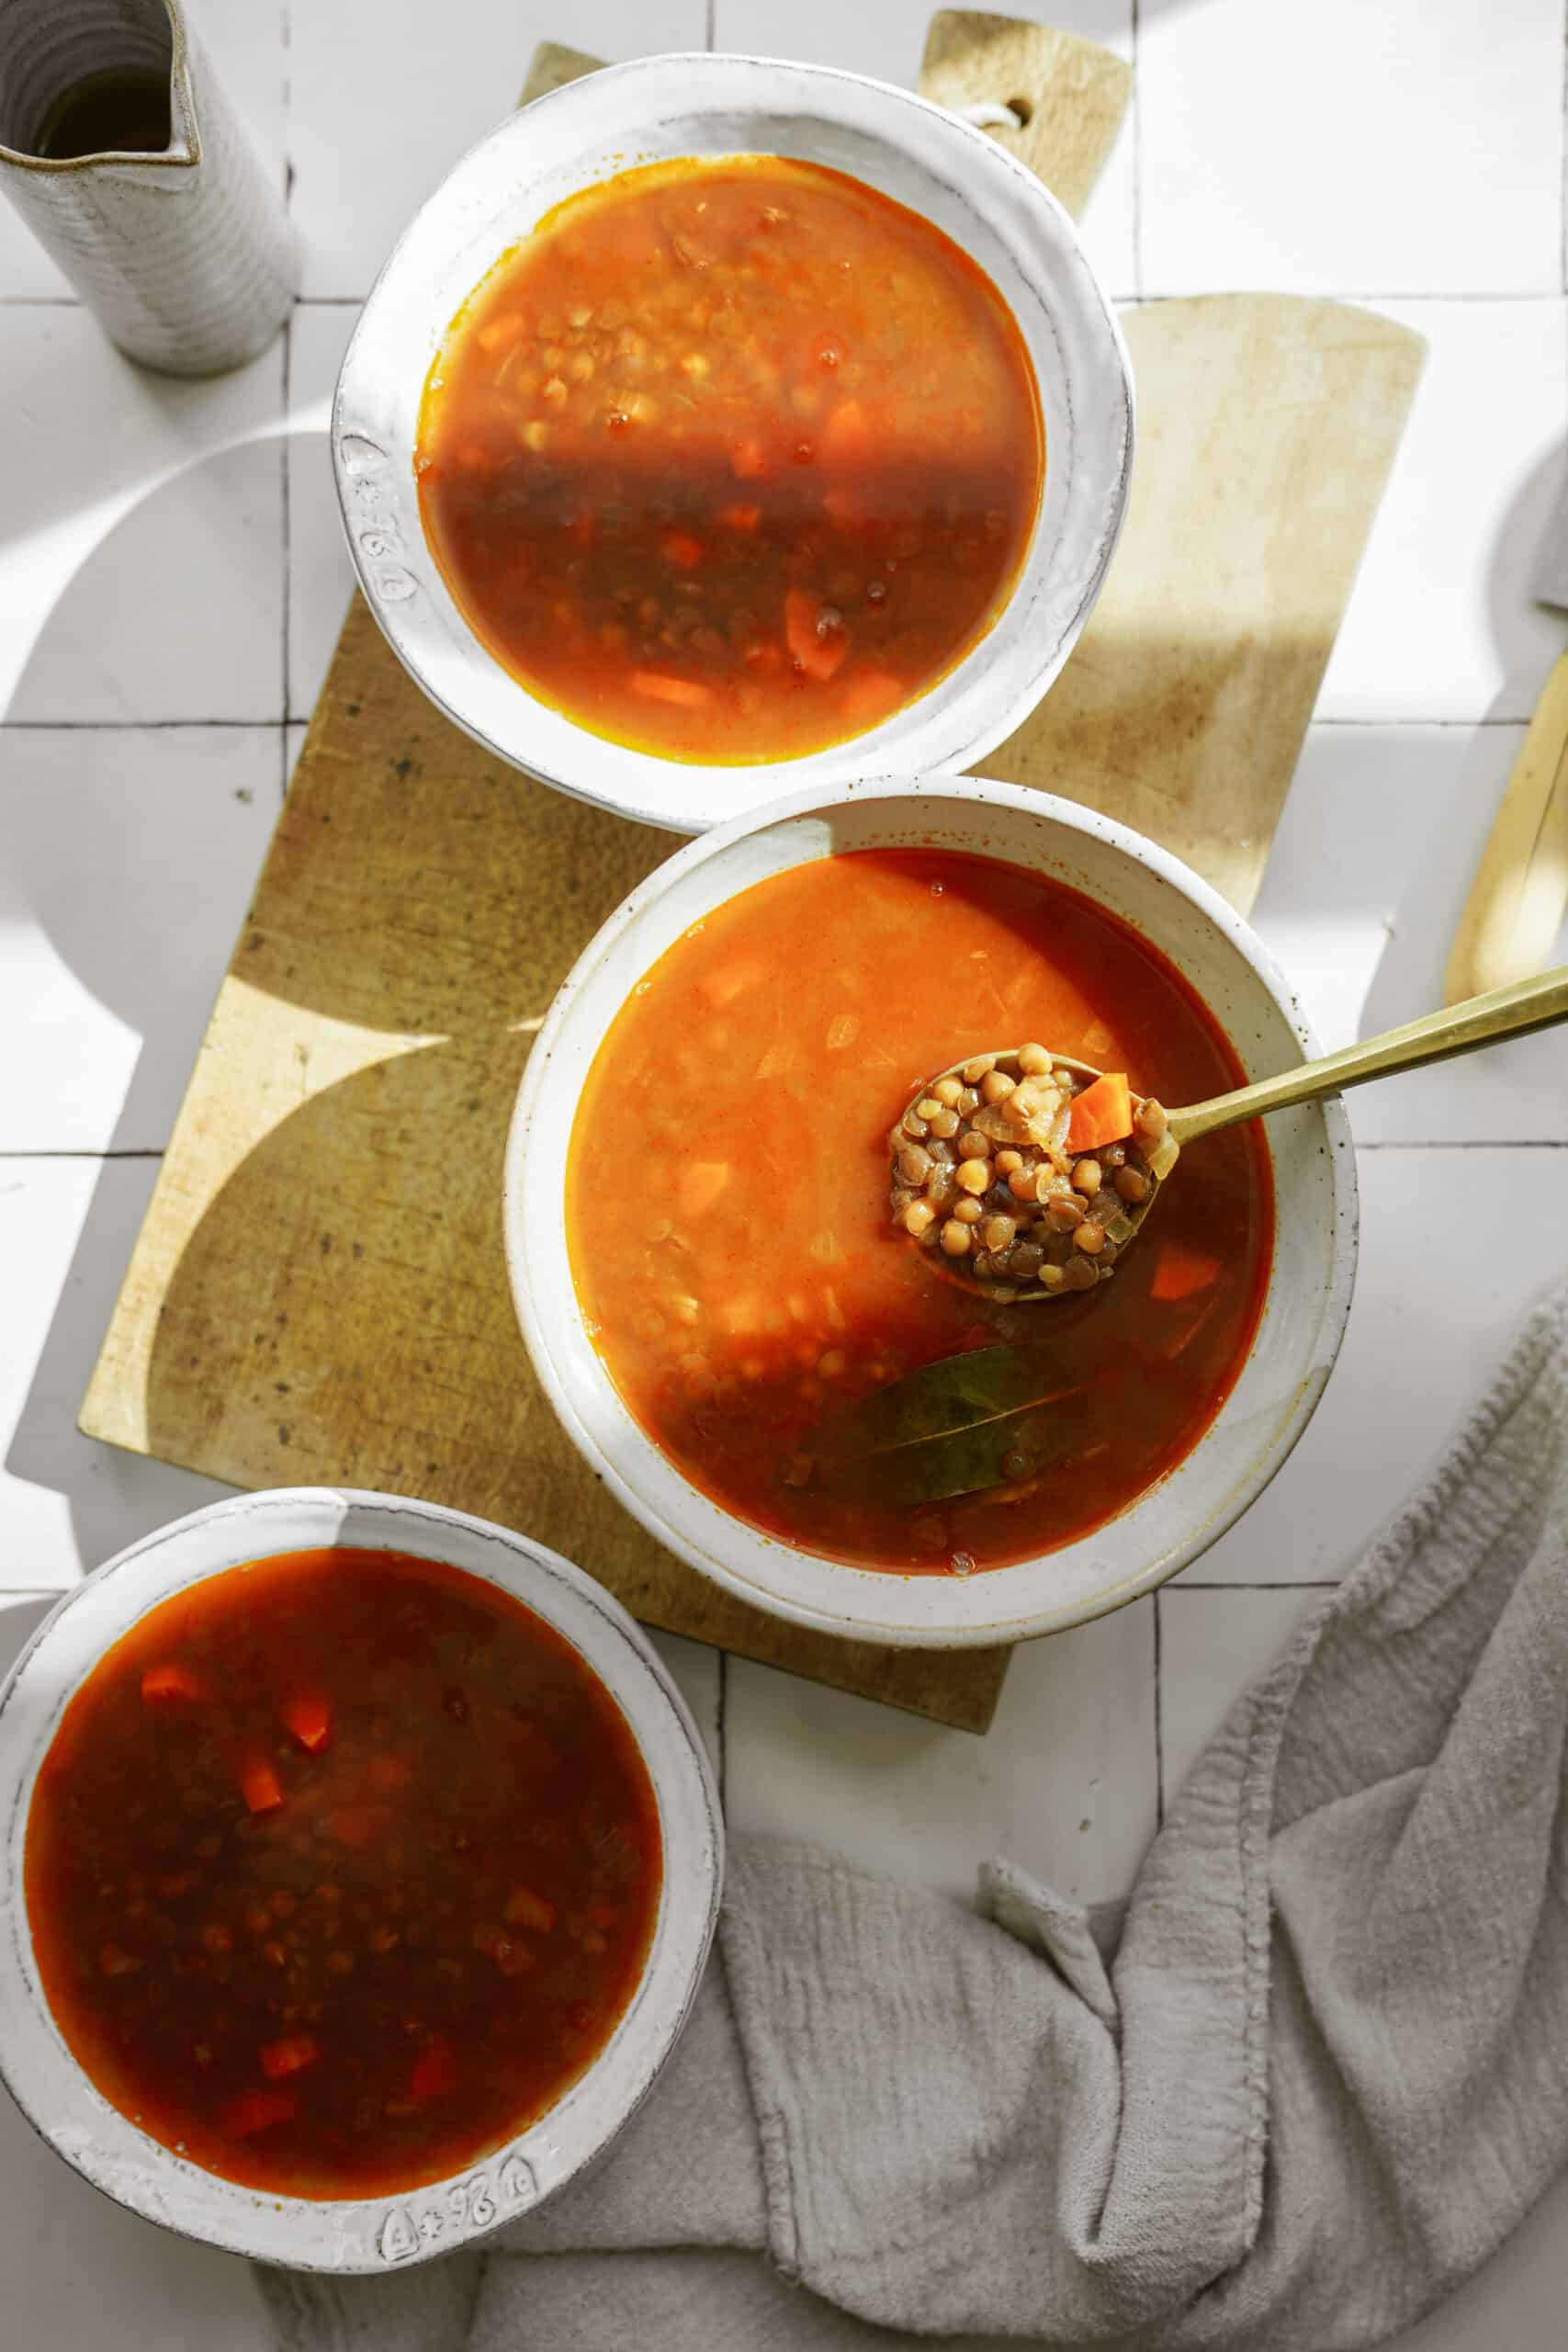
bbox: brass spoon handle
[1169,962,1568,1146]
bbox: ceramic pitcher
[0,0,295,375]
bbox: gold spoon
[891,961,1568,1303]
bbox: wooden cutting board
[80,18,1423,1733]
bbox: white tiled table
[2,4,1565,2344]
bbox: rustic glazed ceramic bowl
[0,1488,721,2270]
[505,777,1359,1648]
[332,51,1134,831]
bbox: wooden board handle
[1444,650,1568,1003]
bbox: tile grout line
[705,0,716,52]
[715,1653,728,1811]
[1128,0,1144,301]
[1152,1590,1165,1828]
[0,1149,165,1162]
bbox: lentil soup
[415,157,1043,763]
[24,1547,662,2199]
[565,852,1274,1573]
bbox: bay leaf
[816,1346,1079,1508]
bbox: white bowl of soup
[505,777,1359,1648]
[333,51,1133,831]
[0,1488,721,2269]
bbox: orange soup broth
[566,853,1274,1572]
[416,157,1043,763]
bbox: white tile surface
[0,0,288,303]
[725,1600,1156,1905]
[1139,0,1565,297]
[1314,299,1567,725]
[0,310,285,723]
[1159,1586,1318,1803]
[0,1159,236,1591]
[1252,723,1568,1143]
[0,729,277,1153]
[1189,1147,1568,1587]
[287,303,356,720]
[289,0,708,299]
[713,0,1137,298]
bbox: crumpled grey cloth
[264,1277,1568,2352]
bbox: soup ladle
[891,960,1568,1303]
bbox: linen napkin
[263,1274,1568,2352]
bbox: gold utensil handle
[1444,649,1568,1003]
[1171,962,1568,1144]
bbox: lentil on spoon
[889,1045,1177,1301]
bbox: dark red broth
[25,1548,662,2199]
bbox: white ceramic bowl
[333,51,1133,832]
[505,777,1359,1648]
[0,1488,721,2271]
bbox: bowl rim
[0,1486,723,2271]
[503,775,1359,1646]
[331,48,1134,834]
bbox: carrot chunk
[678,1162,730,1217]
[818,397,870,463]
[730,435,772,480]
[409,2035,457,2102]
[660,527,705,571]
[718,502,761,532]
[1066,1072,1134,1153]
[281,1692,332,1754]
[259,2033,320,2081]
[503,1886,558,1933]
[628,671,715,709]
[1150,1244,1221,1303]
[476,312,525,354]
[221,2088,296,2138]
[784,590,847,683]
[242,1758,285,1815]
[141,1662,204,1705]
[837,669,904,726]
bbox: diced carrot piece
[702,956,768,1008]
[660,527,705,571]
[221,2088,296,2138]
[818,398,871,464]
[731,435,772,480]
[281,1692,332,1754]
[1066,1073,1134,1153]
[837,669,904,726]
[570,511,598,549]
[719,502,761,532]
[628,671,715,709]
[259,2033,320,2081]
[242,1758,285,1815]
[1150,1244,1221,1304]
[503,1886,558,1933]
[141,1662,204,1705]
[678,1162,730,1217]
[327,1806,377,1847]
[409,2035,457,2102]
[821,485,866,526]
[784,590,847,683]
[476,312,525,353]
